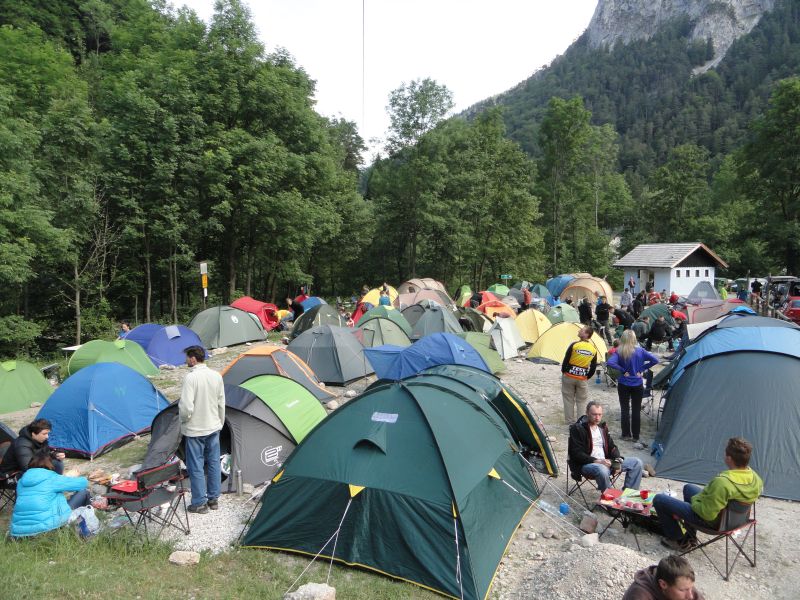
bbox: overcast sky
[177,1,598,155]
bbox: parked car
[783,297,800,324]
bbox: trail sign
[499,274,513,280]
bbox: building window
[676,270,680,278]
[686,270,690,277]
[705,269,709,277]
[695,270,700,277]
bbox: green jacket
[691,468,763,524]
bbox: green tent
[355,317,412,347]
[189,305,266,349]
[487,283,510,296]
[239,375,327,441]
[68,340,159,377]
[546,303,580,324]
[638,303,676,333]
[357,305,412,337]
[530,284,550,299]
[243,376,537,600]
[455,284,472,307]
[457,332,506,374]
[0,361,53,414]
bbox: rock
[284,583,335,600]
[169,550,200,566]
[579,514,598,534]
[345,390,357,398]
[542,529,555,539]
[326,400,340,410]
[606,579,614,588]
[533,551,545,561]
[90,483,107,495]
[30,401,42,408]
[526,532,537,540]
[242,483,254,494]
[580,533,600,547]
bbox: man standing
[578,298,593,326]
[0,419,66,475]
[568,401,643,492]
[595,296,614,344]
[653,437,762,551]
[620,288,633,311]
[623,555,705,600]
[628,274,636,294]
[180,346,225,514]
[560,326,598,423]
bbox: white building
[613,243,728,297]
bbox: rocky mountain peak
[586,0,777,72]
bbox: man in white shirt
[179,346,225,513]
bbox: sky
[177,1,598,156]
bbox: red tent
[231,296,279,331]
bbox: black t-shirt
[596,302,612,321]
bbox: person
[287,297,305,321]
[646,316,673,351]
[750,279,762,306]
[668,291,679,305]
[620,288,633,311]
[719,285,728,300]
[568,401,643,492]
[180,345,225,514]
[606,330,659,442]
[628,275,636,294]
[653,437,763,551]
[0,419,66,475]
[117,320,131,339]
[736,286,748,302]
[10,450,90,538]
[648,289,662,305]
[632,291,645,318]
[631,316,651,344]
[560,326,598,423]
[623,555,705,600]
[595,296,614,344]
[578,297,593,326]
[378,290,391,306]
[670,317,688,351]
[345,312,354,328]
[614,307,634,330]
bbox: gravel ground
[160,492,255,554]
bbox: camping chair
[604,353,620,387]
[565,458,621,511]
[104,461,190,541]
[679,500,757,581]
[0,470,20,513]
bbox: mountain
[470,0,800,175]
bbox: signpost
[200,262,208,308]
[499,274,513,281]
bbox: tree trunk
[143,227,152,322]
[74,260,81,345]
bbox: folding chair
[0,470,20,513]
[679,500,757,581]
[565,458,621,510]
[104,461,190,541]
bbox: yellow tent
[560,277,614,304]
[526,322,608,363]
[361,285,399,307]
[515,309,552,344]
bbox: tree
[385,78,454,153]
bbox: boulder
[579,514,598,534]
[284,583,336,600]
[326,400,340,410]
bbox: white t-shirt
[590,425,606,461]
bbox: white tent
[488,317,525,360]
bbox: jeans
[53,459,64,475]
[184,431,221,508]
[68,488,91,509]
[581,457,643,492]
[561,375,589,423]
[618,383,644,439]
[597,319,613,344]
[653,484,711,540]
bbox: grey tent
[291,304,344,339]
[410,306,464,340]
[288,325,374,385]
[189,306,266,349]
[401,298,441,328]
[686,280,720,304]
[0,420,16,462]
[143,378,326,491]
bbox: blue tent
[37,363,169,458]
[300,296,326,311]
[545,274,575,298]
[126,324,207,367]
[364,333,489,380]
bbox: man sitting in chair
[653,437,763,552]
[567,401,643,492]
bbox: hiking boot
[188,503,208,514]
[207,498,219,510]
[661,537,691,552]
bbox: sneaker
[207,498,219,510]
[188,503,208,514]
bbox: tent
[488,318,525,360]
[685,281,720,305]
[546,304,580,324]
[400,299,441,328]
[189,305,266,349]
[487,283,510,296]
[0,360,53,414]
[300,296,326,311]
[355,317,412,348]
[410,306,464,340]
[291,304,344,339]
[546,274,575,298]
[456,306,493,333]
[456,332,506,374]
[365,333,489,380]
[637,303,675,333]
[231,296,280,331]
[242,375,536,600]
[124,324,207,367]
[527,322,608,364]
[654,316,800,500]
[37,363,169,458]
[143,378,326,491]
[221,346,334,402]
[360,286,399,308]
[559,277,614,304]
[67,339,159,377]
[515,309,552,343]
[397,278,448,295]
[478,300,516,319]
[288,325,374,385]
[684,299,746,324]
[356,305,412,337]
[456,285,473,307]
[394,289,453,309]
[529,284,550,299]
[499,295,521,311]
[421,364,558,477]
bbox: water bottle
[537,500,561,516]
[77,516,91,538]
[559,502,570,516]
[595,368,602,385]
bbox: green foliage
[386,78,454,152]
[0,315,43,356]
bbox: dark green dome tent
[0,361,53,414]
[410,306,464,340]
[243,375,537,600]
[287,325,374,385]
[354,317,412,348]
[356,305,413,337]
[67,340,159,377]
[291,304,343,339]
[189,305,266,349]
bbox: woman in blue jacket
[606,330,659,442]
[10,451,90,537]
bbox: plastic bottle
[538,500,564,518]
[559,502,570,516]
[595,368,602,385]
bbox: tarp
[456,332,506,374]
[546,304,580,324]
[291,304,344,339]
[410,306,464,340]
[0,360,53,414]
[38,363,169,458]
[488,318,525,360]
[242,375,537,600]
[231,296,280,331]
[527,322,608,364]
[189,306,266,349]
[288,325,374,385]
[365,333,489,380]
[68,339,159,377]
[515,309,552,343]
[221,345,334,401]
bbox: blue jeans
[653,484,711,540]
[184,432,221,508]
[581,457,643,492]
[68,488,90,509]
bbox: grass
[0,525,439,599]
